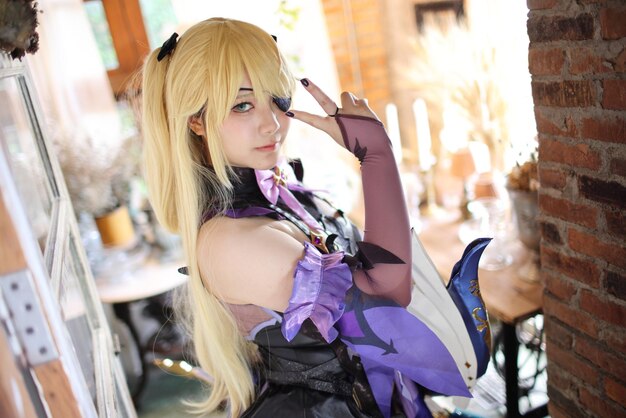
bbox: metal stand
[113,302,147,406]
[502,322,549,418]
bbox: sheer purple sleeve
[335,114,412,306]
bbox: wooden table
[419,216,547,418]
[96,255,187,403]
[96,257,187,304]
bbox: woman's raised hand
[288,78,380,147]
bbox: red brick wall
[528,0,626,416]
[320,0,392,123]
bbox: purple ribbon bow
[255,166,323,233]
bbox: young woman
[142,17,491,418]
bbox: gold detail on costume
[473,307,492,350]
[469,279,480,297]
[469,278,492,351]
[469,376,473,380]
[310,230,330,254]
[485,323,492,351]
[352,389,362,410]
[273,166,287,187]
[473,307,488,333]
[464,361,471,368]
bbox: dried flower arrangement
[507,141,539,192]
[50,127,142,216]
[403,24,515,171]
[0,0,40,59]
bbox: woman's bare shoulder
[197,216,305,311]
[198,214,261,240]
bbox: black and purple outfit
[207,115,491,418]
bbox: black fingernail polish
[300,78,309,87]
[285,111,294,117]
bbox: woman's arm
[288,80,412,306]
[197,216,304,311]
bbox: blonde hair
[141,18,295,416]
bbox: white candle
[385,103,403,165]
[413,98,433,170]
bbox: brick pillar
[528,0,626,416]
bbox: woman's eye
[232,102,253,113]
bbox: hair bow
[157,32,179,62]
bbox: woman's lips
[255,143,279,151]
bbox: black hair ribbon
[157,33,179,62]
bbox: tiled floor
[136,365,225,418]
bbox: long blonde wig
[141,18,295,416]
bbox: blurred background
[29,0,537,233]
[7,0,542,417]
[4,1,625,417]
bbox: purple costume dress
[205,116,491,418]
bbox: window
[138,0,178,50]
[84,0,178,97]
[414,0,465,33]
[84,1,119,70]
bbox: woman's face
[219,74,291,170]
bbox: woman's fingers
[287,110,342,144]
[339,91,379,120]
[300,79,375,118]
[300,78,339,117]
[290,78,381,145]
[340,91,356,111]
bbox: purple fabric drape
[281,243,471,418]
[282,242,352,342]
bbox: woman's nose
[259,104,280,135]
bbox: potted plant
[51,127,141,248]
[506,145,540,282]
